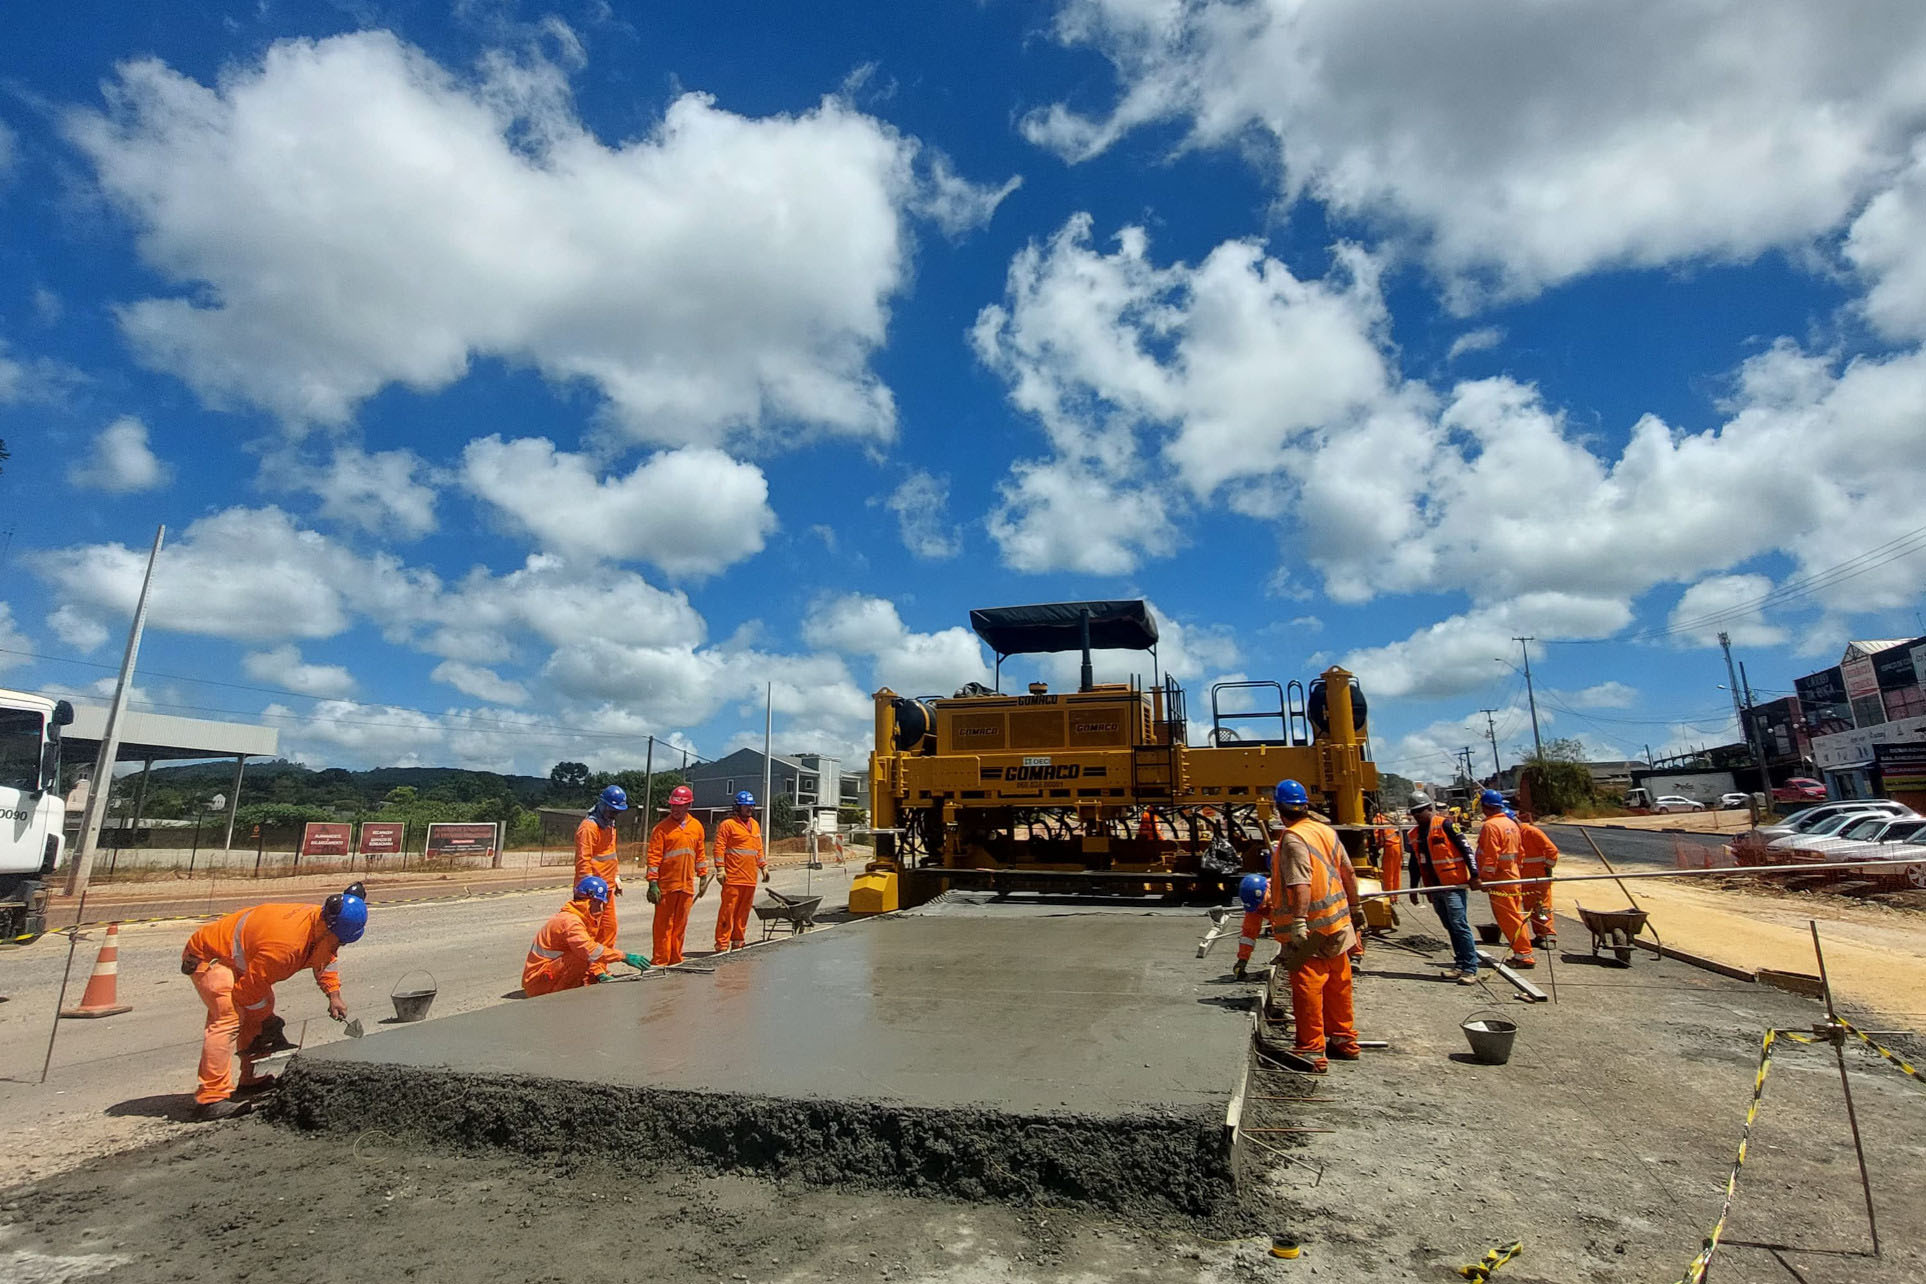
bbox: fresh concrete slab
[276,895,1255,1214]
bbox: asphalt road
[0,861,856,1178]
[1540,823,1732,869]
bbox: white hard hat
[1409,792,1434,810]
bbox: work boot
[1326,1041,1361,1061]
[1232,959,1248,981]
[1293,1053,1330,1074]
[1455,970,1480,986]
[192,1098,247,1122]
[234,1075,278,1098]
[1504,954,1537,969]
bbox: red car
[1771,777,1827,803]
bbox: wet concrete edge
[270,1057,1239,1220]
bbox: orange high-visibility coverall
[1273,818,1360,1065]
[1235,910,1269,967]
[1518,822,1560,940]
[712,816,765,952]
[574,815,621,949]
[1476,813,1534,962]
[647,815,708,966]
[522,899,618,996]
[1374,819,1404,893]
[181,904,341,1105]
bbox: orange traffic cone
[60,922,134,1019]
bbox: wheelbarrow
[753,888,822,940]
[1576,903,1650,965]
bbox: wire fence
[63,819,581,884]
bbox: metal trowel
[343,1017,365,1038]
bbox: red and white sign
[424,821,501,867]
[1843,655,1880,699]
[358,821,406,856]
[299,822,352,858]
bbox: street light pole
[1720,631,1774,793]
[1478,708,1501,776]
[1511,637,1545,760]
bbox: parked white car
[1765,809,1896,856]
[1717,792,1752,810]
[1652,795,1706,813]
[1795,816,1926,866]
[1733,799,1916,858]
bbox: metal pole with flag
[66,525,164,898]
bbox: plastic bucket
[390,970,438,1023]
[1462,1015,1517,1065]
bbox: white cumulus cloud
[461,436,774,578]
[881,471,962,560]
[67,31,931,445]
[430,660,530,706]
[68,416,169,493]
[242,644,358,697]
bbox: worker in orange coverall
[1474,790,1536,968]
[1517,811,1561,946]
[712,790,769,952]
[523,876,646,996]
[646,784,709,965]
[1231,873,1270,981]
[179,882,367,1121]
[1271,779,1363,1073]
[574,784,629,949]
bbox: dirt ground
[3,905,1923,1284]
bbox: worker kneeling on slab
[646,784,709,966]
[179,882,366,1121]
[523,876,644,996]
[712,790,768,953]
[1232,873,1271,981]
[1271,779,1364,1072]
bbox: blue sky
[4,1,1926,785]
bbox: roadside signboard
[424,821,502,869]
[1874,742,1926,794]
[358,821,406,858]
[1872,640,1919,690]
[299,822,352,860]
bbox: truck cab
[0,689,76,944]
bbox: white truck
[1,688,76,944]
[1625,768,1739,812]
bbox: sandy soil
[1552,849,1926,1022]
[4,904,1923,1283]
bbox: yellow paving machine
[852,600,1379,912]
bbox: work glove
[623,952,649,970]
[1288,918,1310,945]
[612,877,624,895]
[646,881,661,905]
[762,869,771,883]
[1350,907,1367,932]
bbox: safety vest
[1518,822,1558,876]
[1416,815,1471,886]
[1283,817,1350,940]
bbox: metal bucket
[390,969,438,1023]
[1461,1013,1517,1065]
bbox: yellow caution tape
[1457,1240,1521,1281]
[1837,1018,1924,1087]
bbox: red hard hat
[668,785,694,805]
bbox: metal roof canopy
[61,703,279,764]
[969,600,1159,656]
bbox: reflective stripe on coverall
[574,816,620,948]
[713,816,764,952]
[522,900,616,997]
[1518,821,1560,937]
[181,904,341,1104]
[1476,813,1534,961]
[1273,817,1359,1061]
[647,815,708,965]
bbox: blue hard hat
[1274,779,1310,809]
[1480,789,1506,809]
[574,874,611,903]
[597,785,629,813]
[1239,873,1269,911]
[734,790,756,807]
[323,884,368,944]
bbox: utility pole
[1478,708,1501,776]
[1513,637,1545,761]
[68,525,164,897]
[1720,631,1773,793]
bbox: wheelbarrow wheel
[1609,928,1633,965]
